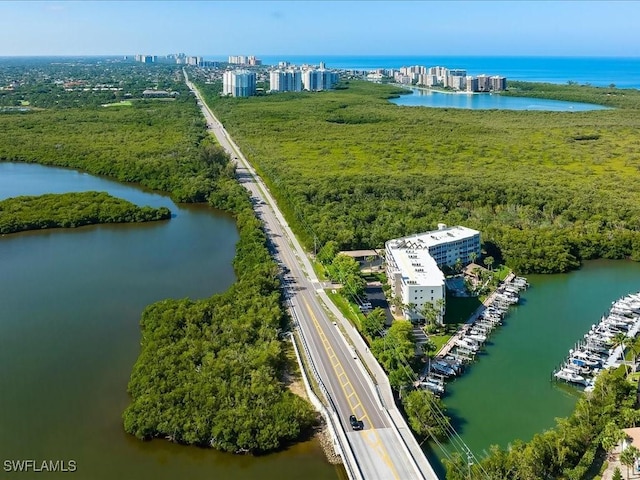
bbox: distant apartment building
[476,74,491,92]
[135,54,156,63]
[395,74,413,85]
[401,65,426,76]
[466,76,479,92]
[301,69,338,91]
[445,74,466,90]
[417,74,438,87]
[269,69,302,92]
[368,63,508,92]
[228,55,261,66]
[228,55,246,65]
[385,225,481,324]
[186,56,202,66]
[366,72,384,83]
[449,69,467,78]
[222,70,256,97]
[428,66,449,84]
[491,75,507,91]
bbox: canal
[0,162,340,480]
[429,259,640,476]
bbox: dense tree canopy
[124,164,317,452]
[0,192,170,234]
[199,80,640,274]
[0,87,213,203]
[445,370,637,479]
[0,59,317,453]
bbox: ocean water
[208,55,640,89]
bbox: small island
[0,191,171,234]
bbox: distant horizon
[2,54,640,59]
[1,2,638,57]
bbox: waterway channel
[429,259,640,476]
[390,87,610,111]
[0,162,340,480]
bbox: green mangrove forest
[0,191,170,234]
[0,59,315,453]
[198,80,640,274]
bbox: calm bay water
[389,88,609,111]
[0,163,339,480]
[428,260,640,476]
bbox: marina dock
[418,273,527,396]
[436,272,518,358]
[553,292,640,390]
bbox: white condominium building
[385,225,481,324]
[222,70,256,97]
[301,69,339,91]
[490,75,507,91]
[269,70,302,92]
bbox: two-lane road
[185,72,430,480]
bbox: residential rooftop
[388,225,480,250]
[392,246,444,286]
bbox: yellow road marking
[303,298,400,480]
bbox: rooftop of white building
[388,225,479,251]
[390,247,444,286]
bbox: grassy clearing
[429,334,452,354]
[325,290,364,330]
[102,100,133,107]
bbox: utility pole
[466,447,474,480]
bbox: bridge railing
[288,300,363,480]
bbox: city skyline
[1,0,639,58]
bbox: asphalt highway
[184,72,428,480]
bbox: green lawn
[325,290,364,330]
[429,334,453,355]
[102,100,133,107]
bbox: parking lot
[363,284,394,326]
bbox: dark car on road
[349,414,364,431]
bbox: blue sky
[1,1,638,57]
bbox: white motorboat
[554,369,588,386]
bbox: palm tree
[365,255,375,272]
[612,332,629,374]
[630,336,640,372]
[469,251,478,265]
[390,295,404,314]
[454,257,463,273]
[602,421,626,459]
[420,302,438,330]
[612,466,622,480]
[620,444,639,479]
[483,256,494,271]
[621,407,640,429]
